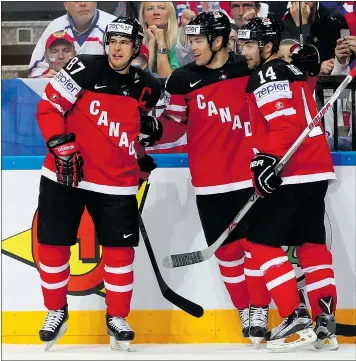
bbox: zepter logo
[2,182,150,297]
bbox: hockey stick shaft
[138,181,204,317]
[299,1,303,47]
[139,216,204,317]
[163,67,356,268]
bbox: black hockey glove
[47,133,84,188]
[291,44,321,77]
[138,154,157,181]
[138,115,163,147]
[250,153,282,198]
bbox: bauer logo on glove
[250,153,282,198]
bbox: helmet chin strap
[206,50,217,66]
[256,41,273,68]
[205,40,223,66]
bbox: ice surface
[2,343,355,360]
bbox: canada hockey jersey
[146,80,188,154]
[165,54,258,195]
[37,55,161,195]
[29,10,116,78]
[246,58,336,184]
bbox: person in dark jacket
[281,2,349,64]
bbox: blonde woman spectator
[139,1,179,78]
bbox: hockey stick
[163,66,356,268]
[139,180,204,318]
[298,1,303,47]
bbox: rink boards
[2,153,356,344]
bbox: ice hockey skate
[39,304,68,350]
[106,314,135,351]
[249,305,268,348]
[265,303,317,351]
[313,296,339,350]
[238,307,250,339]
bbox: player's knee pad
[249,243,299,317]
[241,239,271,307]
[216,240,249,310]
[296,243,335,285]
[38,244,71,310]
[38,244,71,266]
[248,243,288,270]
[215,240,245,281]
[102,247,135,318]
[102,246,135,267]
[215,239,244,261]
[296,243,332,267]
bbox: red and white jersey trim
[281,172,337,185]
[166,104,187,112]
[265,107,296,121]
[42,167,138,195]
[146,133,187,151]
[42,92,65,115]
[195,179,253,195]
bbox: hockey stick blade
[163,67,356,268]
[163,193,259,268]
[138,186,204,318]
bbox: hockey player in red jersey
[238,16,338,350]
[36,17,162,351]
[165,11,272,346]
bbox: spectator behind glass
[131,44,150,70]
[326,32,355,150]
[28,2,115,78]
[281,1,349,66]
[176,2,235,66]
[42,31,76,78]
[333,34,356,74]
[230,1,261,28]
[139,1,180,78]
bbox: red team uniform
[38,55,160,194]
[36,17,161,351]
[239,16,339,350]
[165,12,271,343]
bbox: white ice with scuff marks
[2,343,356,360]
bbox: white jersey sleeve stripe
[265,108,296,121]
[166,104,187,111]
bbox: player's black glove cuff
[139,115,163,147]
[138,154,157,182]
[250,153,282,198]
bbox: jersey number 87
[66,57,86,76]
